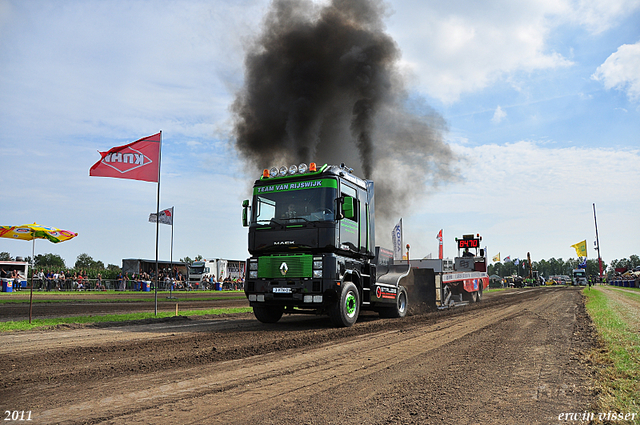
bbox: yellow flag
[571,240,587,257]
[492,253,500,262]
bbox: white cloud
[592,40,640,102]
[491,106,507,123]
[387,0,640,103]
[387,1,572,103]
[0,0,265,141]
[571,0,640,34]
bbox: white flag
[392,218,403,261]
[149,207,174,225]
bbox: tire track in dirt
[29,288,589,424]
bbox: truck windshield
[189,264,205,274]
[252,186,336,224]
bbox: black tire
[379,286,408,318]
[253,305,284,323]
[463,290,478,303]
[329,281,360,327]
[477,285,483,302]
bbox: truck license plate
[273,287,292,293]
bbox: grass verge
[0,307,253,332]
[584,287,640,422]
[0,295,247,304]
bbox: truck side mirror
[342,196,355,220]
[242,199,249,227]
[480,248,485,257]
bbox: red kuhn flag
[90,132,161,182]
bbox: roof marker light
[309,162,317,172]
[279,166,287,177]
[298,163,308,173]
[269,167,278,178]
[289,164,297,175]
[263,169,269,178]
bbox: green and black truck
[242,162,412,327]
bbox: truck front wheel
[253,305,284,323]
[329,282,360,327]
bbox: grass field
[0,289,245,302]
[0,307,253,332]
[0,295,247,304]
[584,286,640,423]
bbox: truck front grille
[258,254,312,278]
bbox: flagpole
[171,207,174,277]
[154,131,162,316]
[29,238,35,324]
[593,203,603,280]
[170,207,174,289]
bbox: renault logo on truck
[280,262,288,276]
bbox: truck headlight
[249,271,258,279]
[313,269,323,278]
[249,261,258,271]
[313,260,322,269]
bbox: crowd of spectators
[0,269,24,290]
[27,269,95,291]
[607,272,640,288]
[14,266,245,292]
[198,274,244,291]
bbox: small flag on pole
[436,229,443,259]
[392,219,403,261]
[492,253,500,262]
[571,240,587,257]
[149,207,174,225]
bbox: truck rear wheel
[253,305,284,323]
[329,282,360,327]
[463,291,478,303]
[379,286,408,318]
[477,286,483,302]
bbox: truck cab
[188,260,218,285]
[572,269,587,286]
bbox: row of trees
[0,252,121,279]
[488,255,640,278]
[179,255,203,265]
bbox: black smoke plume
[232,0,458,229]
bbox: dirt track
[0,287,595,424]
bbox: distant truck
[188,259,220,285]
[241,162,488,327]
[572,269,587,286]
[187,259,246,286]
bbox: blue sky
[0,0,638,270]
